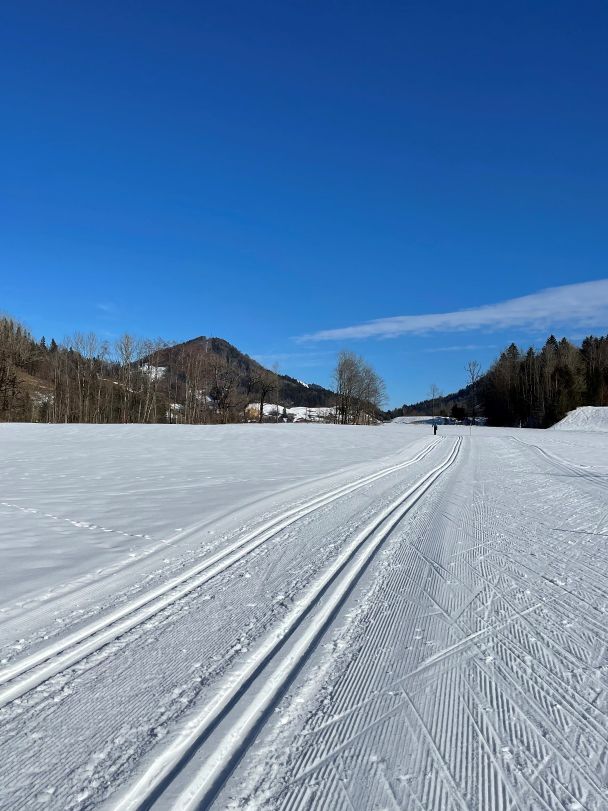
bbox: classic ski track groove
[512,436,608,491]
[0,439,443,710]
[111,438,462,811]
[265,439,608,811]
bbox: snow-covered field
[1,421,607,810]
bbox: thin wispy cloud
[298,280,608,342]
[96,302,118,315]
[420,343,498,354]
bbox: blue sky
[2,2,607,407]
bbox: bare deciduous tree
[428,383,442,421]
[254,368,275,423]
[333,350,386,425]
[466,360,482,425]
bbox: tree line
[0,315,386,425]
[481,334,608,427]
[0,316,286,424]
[385,333,608,428]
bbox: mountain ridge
[150,335,335,409]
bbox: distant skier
[433,423,437,436]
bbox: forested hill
[151,335,334,410]
[0,316,334,424]
[387,334,608,428]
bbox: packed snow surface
[0,422,607,810]
[0,423,396,606]
[552,405,608,432]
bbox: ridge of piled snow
[551,406,608,432]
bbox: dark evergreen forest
[387,334,608,428]
[482,335,608,427]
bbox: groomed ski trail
[0,439,442,710]
[227,434,608,811]
[111,439,462,811]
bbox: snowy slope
[551,405,608,432]
[0,423,607,810]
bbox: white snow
[1,421,608,810]
[0,422,413,610]
[393,413,484,425]
[247,403,336,421]
[551,405,608,432]
[246,402,284,417]
[288,405,336,422]
[393,414,441,424]
[140,364,166,380]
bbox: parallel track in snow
[112,438,462,811]
[269,437,608,811]
[0,438,442,711]
[512,436,608,491]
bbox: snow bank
[551,406,608,432]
